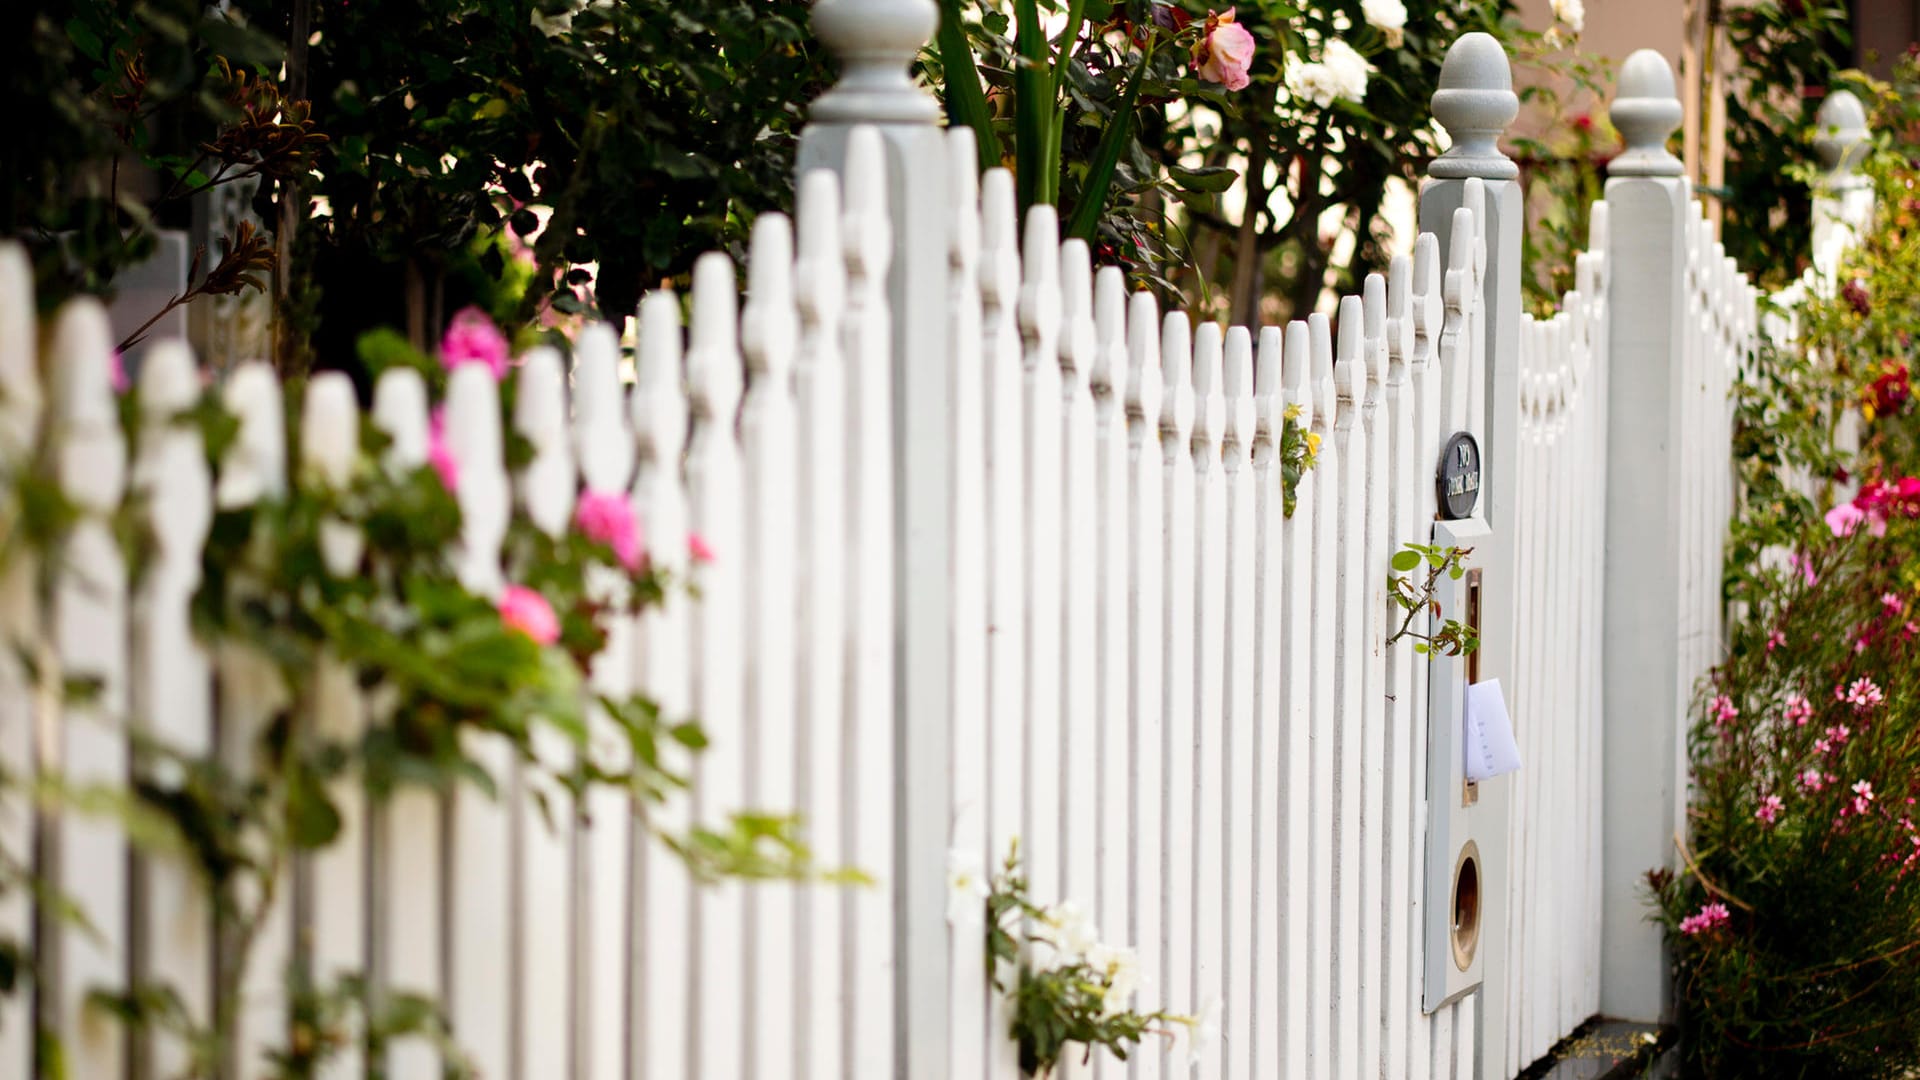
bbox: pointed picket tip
[1223,325,1256,452]
[843,126,893,278]
[514,345,575,537]
[1589,200,1611,256]
[634,289,689,462]
[1160,311,1195,440]
[689,251,744,425]
[745,211,799,366]
[1363,272,1388,388]
[1092,266,1128,401]
[215,361,287,509]
[300,373,360,490]
[52,297,117,427]
[794,172,846,342]
[947,129,982,269]
[1334,296,1365,404]
[1125,290,1163,425]
[572,325,633,485]
[1283,320,1313,426]
[0,242,39,459]
[138,340,200,419]
[1058,238,1096,380]
[1385,255,1414,372]
[1412,233,1443,352]
[1191,319,1225,455]
[979,169,1020,308]
[1018,205,1062,355]
[372,367,429,471]
[1305,311,1336,420]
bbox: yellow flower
[1283,402,1303,421]
[1305,431,1323,456]
[1863,402,1878,423]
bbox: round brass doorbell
[1451,840,1482,971]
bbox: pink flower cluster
[1844,677,1885,712]
[1678,901,1731,936]
[1710,694,1739,729]
[1755,793,1784,826]
[1825,476,1920,537]
[499,584,560,645]
[1801,769,1836,793]
[1784,692,1813,726]
[441,306,512,380]
[1766,628,1787,652]
[1852,780,1876,816]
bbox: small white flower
[1087,944,1142,1016]
[1041,901,1100,961]
[1361,0,1407,48]
[1322,40,1373,102]
[1289,40,1373,108]
[1180,996,1224,1069]
[1551,0,1585,33]
[946,847,990,930]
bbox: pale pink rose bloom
[498,584,560,645]
[576,488,643,570]
[441,306,512,380]
[1196,10,1257,91]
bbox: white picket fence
[3,22,1860,1080]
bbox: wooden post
[1599,48,1689,1026]
[1418,32,1521,1079]
[798,4,949,1073]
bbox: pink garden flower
[1678,901,1731,936]
[441,306,511,380]
[498,584,560,645]
[1193,8,1257,91]
[110,349,130,394]
[1789,550,1817,586]
[1766,628,1786,652]
[1853,779,1876,816]
[428,406,459,492]
[1826,502,1866,537]
[1846,677,1886,712]
[576,489,643,570]
[1825,724,1852,748]
[1755,794,1784,826]
[1883,592,1907,616]
[1815,737,1833,755]
[1801,769,1830,793]
[1710,694,1739,728]
[1785,692,1813,726]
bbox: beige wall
[1514,0,1687,71]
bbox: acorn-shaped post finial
[1429,33,1519,181]
[1609,49,1684,177]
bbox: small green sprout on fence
[1387,542,1481,658]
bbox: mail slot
[1423,516,1502,1012]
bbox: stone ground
[1514,1018,1675,1080]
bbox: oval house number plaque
[1438,431,1482,520]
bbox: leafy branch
[1387,543,1480,657]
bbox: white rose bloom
[1322,39,1373,103]
[1552,0,1585,33]
[1361,0,1408,47]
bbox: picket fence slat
[0,39,1803,1073]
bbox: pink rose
[576,489,643,570]
[1193,9,1256,91]
[498,584,560,645]
[440,306,511,380]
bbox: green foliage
[1278,400,1318,518]
[1659,77,1920,1076]
[1386,542,1479,657]
[983,842,1192,1076]
[1717,0,1854,292]
[0,341,841,1071]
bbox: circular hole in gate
[1451,841,1481,972]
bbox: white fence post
[797,5,950,1072]
[1811,90,1872,274]
[1598,48,1689,1025]
[1418,32,1521,1079]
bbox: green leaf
[1391,550,1423,573]
[936,0,1002,173]
[1064,47,1149,241]
[1013,0,1051,213]
[1169,165,1239,194]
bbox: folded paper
[1464,678,1521,782]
